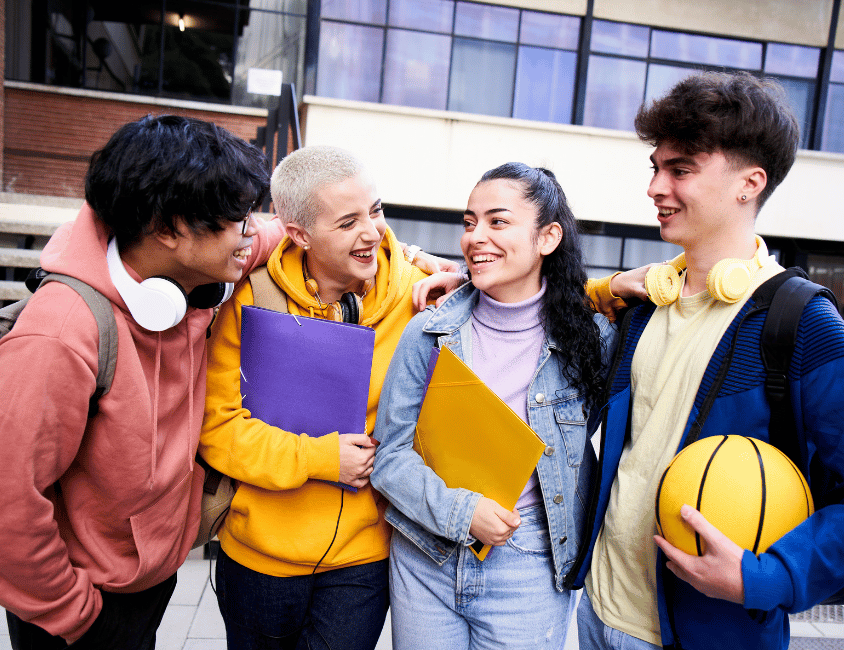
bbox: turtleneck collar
[473,279,546,333]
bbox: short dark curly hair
[634,71,799,209]
[85,115,270,247]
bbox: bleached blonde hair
[270,145,365,231]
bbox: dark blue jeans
[215,548,389,650]
[6,573,177,650]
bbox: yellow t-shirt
[585,259,782,644]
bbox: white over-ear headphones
[107,238,233,331]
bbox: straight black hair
[85,115,270,247]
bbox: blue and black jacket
[566,281,844,650]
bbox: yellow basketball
[655,435,814,556]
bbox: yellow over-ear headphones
[302,274,373,324]
[645,236,769,306]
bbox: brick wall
[3,87,267,198]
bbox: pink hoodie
[0,204,284,642]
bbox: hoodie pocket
[111,472,192,589]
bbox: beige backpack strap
[249,265,289,314]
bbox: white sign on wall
[247,68,283,95]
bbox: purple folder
[240,305,375,491]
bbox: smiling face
[647,143,759,254]
[287,172,386,303]
[461,179,561,304]
[166,212,256,293]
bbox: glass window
[137,25,234,101]
[650,30,762,69]
[581,235,623,269]
[454,2,518,42]
[513,46,576,124]
[622,239,682,269]
[583,55,647,130]
[644,64,696,104]
[519,11,579,50]
[765,43,820,78]
[383,29,451,110]
[321,0,387,24]
[822,82,844,153]
[591,20,649,57]
[448,37,516,116]
[389,0,454,32]
[317,22,384,102]
[831,50,844,83]
[774,77,814,149]
[232,8,307,108]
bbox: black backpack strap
[39,274,118,417]
[759,269,836,472]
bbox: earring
[303,244,310,250]
[741,195,747,201]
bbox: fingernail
[681,505,691,518]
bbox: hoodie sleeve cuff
[587,274,627,323]
[742,549,794,612]
[303,432,341,482]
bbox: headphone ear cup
[707,259,752,303]
[188,282,234,309]
[339,292,362,324]
[645,263,683,306]
[136,277,188,331]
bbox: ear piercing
[303,244,310,250]
[741,195,747,201]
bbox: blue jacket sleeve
[743,297,844,612]
[371,311,482,543]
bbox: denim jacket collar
[423,282,562,352]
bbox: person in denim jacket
[371,163,618,650]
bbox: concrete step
[0,220,61,237]
[0,248,41,268]
[0,281,29,302]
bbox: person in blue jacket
[567,71,844,650]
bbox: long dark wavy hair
[476,163,606,410]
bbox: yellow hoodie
[200,226,427,576]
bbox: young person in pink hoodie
[0,115,286,649]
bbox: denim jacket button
[535,393,545,403]
[544,446,555,456]
[553,494,563,504]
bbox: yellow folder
[413,347,546,560]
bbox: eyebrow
[650,154,699,168]
[463,207,511,217]
[333,199,382,224]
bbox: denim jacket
[371,283,618,591]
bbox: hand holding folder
[413,347,546,559]
[240,305,376,491]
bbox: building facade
[3,0,844,301]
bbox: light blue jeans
[577,589,662,650]
[389,505,575,650]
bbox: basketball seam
[655,460,672,536]
[696,435,729,556]
[748,438,767,555]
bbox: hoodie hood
[40,203,121,303]
[266,225,415,328]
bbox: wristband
[404,245,422,265]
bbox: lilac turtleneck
[471,281,546,510]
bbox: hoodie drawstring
[150,331,162,489]
[187,316,195,471]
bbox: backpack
[678,267,844,605]
[0,272,117,417]
[192,265,287,550]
